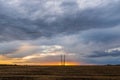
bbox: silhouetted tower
[61,54,66,66]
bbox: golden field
[0,65,120,80]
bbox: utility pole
[61,55,63,66]
[63,54,66,66]
[61,54,66,66]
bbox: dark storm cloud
[81,26,120,44]
[88,51,120,58]
[33,3,120,35]
[0,0,120,41]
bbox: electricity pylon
[61,54,66,66]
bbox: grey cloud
[88,51,120,58]
[81,26,120,44]
[0,0,120,41]
[84,57,120,65]
[0,0,120,65]
[16,54,77,64]
[0,41,20,54]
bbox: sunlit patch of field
[0,65,120,80]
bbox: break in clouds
[0,0,120,65]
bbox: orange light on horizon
[0,58,80,66]
[0,60,94,66]
[36,61,80,66]
[8,61,80,66]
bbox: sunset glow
[39,62,80,66]
[0,60,80,66]
[0,0,120,65]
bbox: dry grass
[0,65,120,80]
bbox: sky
[0,0,120,65]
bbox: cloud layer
[0,0,120,65]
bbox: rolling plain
[0,65,120,80]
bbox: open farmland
[0,65,120,80]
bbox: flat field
[0,65,120,80]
